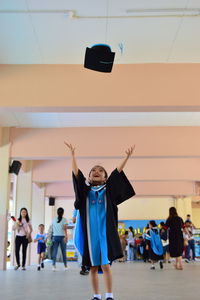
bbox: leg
[101,264,112,293]
[22,237,28,267]
[190,240,196,260]
[15,236,22,267]
[52,237,59,266]
[185,244,190,261]
[176,256,183,269]
[60,237,67,267]
[90,266,99,294]
[41,252,45,262]
[38,254,41,265]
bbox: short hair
[39,224,44,227]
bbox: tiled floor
[0,260,200,300]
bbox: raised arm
[64,142,78,176]
[117,146,135,173]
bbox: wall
[118,196,175,220]
[192,207,200,228]
[45,196,175,223]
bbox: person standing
[12,208,32,270]
[51,207,68,271]
[145,221,164,270]
[65,142,135,300]
[34,224,47,271]
[184,220,196,262]
[166,207,184,270]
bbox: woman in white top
[12,208,32,270]
[51,207,68,271]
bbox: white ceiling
[1,111,200,127]
[1,0,200,64]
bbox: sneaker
[41,262,44,268]
[64,266,69,271]
[159,261,163,269]
[185,259,190,263]
[52,266,56,272]
[37,266,41,271]
[106,298,114,300]
[22,267,26,271]
[91,298,101,300]
[80,270,89,275]
[14,265,20,270]
[150,266,155,270]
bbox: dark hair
[187,214,191,217]
[57,207,64,223]
[149,220,157,227]
[39,224,44,227]
[129,226,134,234]
[169,207,178,218]
[89,165,108,180]
[160,222,165,226]
[185,220,192,225]
[125,230,128,235]
[18,208,30,223]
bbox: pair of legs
[90,264,112,295]
[52,236,67,267]
[185,239,196,260]
[15,236,28,268]
[38,252,45,265]
[174,256,183,270]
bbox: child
[145,220,164,270]
[34,224,47,271]
[65,142,135,300]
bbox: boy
[34,224,47,271]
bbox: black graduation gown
[72,168,135,267]
[166,216,184,257]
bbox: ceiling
[1,0,200,64]
[1,111,200,127]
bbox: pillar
[31,183,46,264]
[14,161,33,266]
[176,196,192,220]
[0,128,11,270]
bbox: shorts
[37,243,46,254]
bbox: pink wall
[10,127,200,158]
[1,64,200,109]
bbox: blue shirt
[52,217,67,236]
[35,233,46,244]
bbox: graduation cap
[84,44,115,73]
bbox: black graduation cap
[84,44,115,73]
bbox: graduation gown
[73,168,135,267]
[166,216,184,257]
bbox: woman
[13,208,32,270]
[145,221,164,270]
[51,207,68,271]
[128,226,137,261]
[166,207,184,270]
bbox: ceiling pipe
[0,8,200,18]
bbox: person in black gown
[166,207,184,270]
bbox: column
[0,128,11,270]
[15,161,33,266]
[31,183,45,264]
[176,196,192,220]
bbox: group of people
[10,142,198,300]
[12,206,68,272]
[122,211,196,271]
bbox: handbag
[27,235,32,243]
